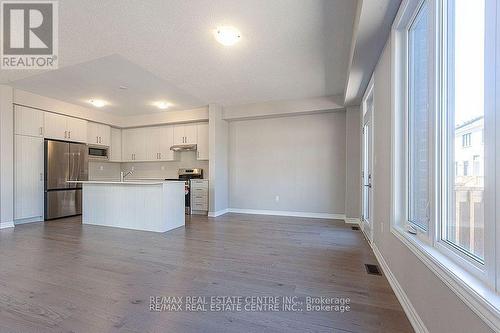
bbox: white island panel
[79,181,185,233]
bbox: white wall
[0,85,14,229]
[228,111,346,215]
[345,106,361,220]
[208,104,229,215]
[371,40,493,333]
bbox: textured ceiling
[1,0,357,114]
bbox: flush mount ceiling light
[214,26,241,46]
[88,99,107,108]
[153,101,172,110]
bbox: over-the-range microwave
[88,146,109,160]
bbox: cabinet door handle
[96,136,99,143]
[100,136,102,143]
[39,127,43,136]
[159,152,161,159]
[40,173,43,181]
[64,131,67,138]
[68,131,71,139]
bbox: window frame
[391,0,500,330]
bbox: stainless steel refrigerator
[44,140,88,220]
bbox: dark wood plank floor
[0,214,413,333]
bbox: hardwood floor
[0,214,413,333]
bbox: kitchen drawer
[192,187,208,195]
[191,202,208,211]
[190,179,208,189]
[192,196,207,205]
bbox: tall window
[407,1,430,231]
[442,0,485,261]
[393,0,498,320]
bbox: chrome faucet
[120,170,134,182]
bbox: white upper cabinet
[122,128,147,161]
[44,112,87,143]
[66,117,88,143]
[14,105,44,137]
[109,127,122,162]
[196,123,209,160]
[173,124,197,145]
[87,122,111,146]
[123,125,176,162]
[159,125,175,161]
[44,113,67,141]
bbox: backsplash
[89,161,121,180]
[121,151,209,179]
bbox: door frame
[361,77,375,242]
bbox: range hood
[170,144,197,152]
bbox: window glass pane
[408,2,430,230]
[442,0,485,261]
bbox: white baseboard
[14,216,43,225]
[227,208,345,220]
[0,221,15,229]
[345,217,361,225]
[208,209,229,217]
[372,243,429,333]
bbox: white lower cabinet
[14,135,44,223]
[190,179,208,214]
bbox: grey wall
[345,106,361,219]
[228,111,346,215]
[371,40,493,333]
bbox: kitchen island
[68,180,185,233]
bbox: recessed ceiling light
[153,101,172,110]
[119,85,128,90]
[214,26,241,46]
[88,99,107,108]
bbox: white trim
[228,208,345,220]
[391,227,500,332]
[372,243,429,333]
[14,217,43,225]
[345,217,361,225]
[0,221,14,229]
[208,209,229,217]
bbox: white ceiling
[1,0,357,114]
[10,55,205,115]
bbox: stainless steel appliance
[45,140,88,220]
[166,168,203,214]
[170,144,197,152]
[88,145,109,160]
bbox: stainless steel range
[166,168,203,214]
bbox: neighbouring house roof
[456,115,484,130]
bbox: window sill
[391,226,500,332]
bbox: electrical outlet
[275,195,280,202]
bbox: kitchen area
[14,103,210,233]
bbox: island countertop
[67,180,185,185]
